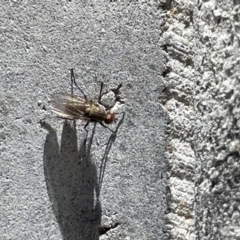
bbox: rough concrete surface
[194,1,240,239]
[1,0,240,240]
[161,0,240,239]
[0,1,167,240]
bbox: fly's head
[104,109,115,124]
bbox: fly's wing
[50,93,91,121]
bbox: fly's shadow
[42,120,100,240]
[41,111,125,239]
[98,112,125,193]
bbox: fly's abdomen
[64,102,88,119]
[65,102,86,113]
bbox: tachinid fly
[50,69,121,132]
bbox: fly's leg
[70,69,73,95]
[70,69,87,99]
[83,122,90,143]
[84,122,90,133]
[99,122,115,133]
[98,82,104,103]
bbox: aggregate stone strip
[159,1,196,239]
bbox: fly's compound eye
[104,110,115,124]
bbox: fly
[49,69,121,133]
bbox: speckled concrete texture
[0,1,167,240]
[2,0,239,239]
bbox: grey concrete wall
[0,1,167,240]
[1,0,240,239]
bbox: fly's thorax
[88,101,108,122]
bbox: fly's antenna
[70,68,87,99]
